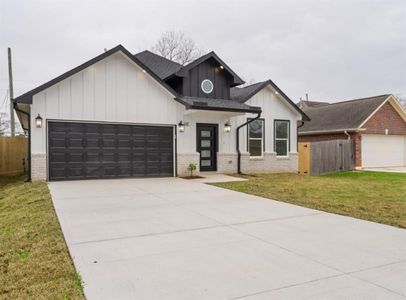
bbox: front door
[197,124,218,171]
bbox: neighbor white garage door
[361,134,406,168]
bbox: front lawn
[0,175,85,299]
[212,171,406,228]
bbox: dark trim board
[234,80,310,121]
[46,120,176,181]
[13,45,180,104]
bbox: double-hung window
[274,120,290,156]
[248,119,264,157]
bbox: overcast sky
[1,0,405,114]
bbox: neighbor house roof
[134,50,182,79]
[297,100,330,109]
[299,94,391,134]
[231,80,310,121]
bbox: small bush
[187,163,197,177]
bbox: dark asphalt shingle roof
[230,81,266,103]
[297,100,330,109]
[134,50,182,79]
[231,80,310,121]
[175,96,261,113]
[299,94,391,133]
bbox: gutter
[236,112,261,174]
[13,102,31,182]
[299,128,364,135]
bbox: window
[248,119,264,157]
[201,79,214,94]
[274,120,290,156]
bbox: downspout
[13,102,31,182]
[297,120,305,151]
[236,112,261,174]
[344,130,351,140]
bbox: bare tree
[0,112,10,136]
[151,31,203,65]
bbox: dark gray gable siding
[182,58,233,99]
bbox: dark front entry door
[197,124,218,171]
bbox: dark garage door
[48,121,174,181]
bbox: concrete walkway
[49,178,406,300]
[363,166,406,173]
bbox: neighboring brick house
[298,95,406,168]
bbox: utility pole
[8,47,15,137]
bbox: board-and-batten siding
[31,52,185,154]
[235,86,301,153]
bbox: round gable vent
[201,79,214,94]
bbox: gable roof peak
[173,51,245,86]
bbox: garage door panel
[362,134,405,168]
[48,122,174,181]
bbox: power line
[0,89,8,111]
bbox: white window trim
[248,119,264,158]
[274,120,290,157]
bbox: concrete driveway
[49,178,406,300]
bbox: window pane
[201,150,211,158]
[201,130,211,137]
[249,139,262,156]
[201,159,211,166]
[275,121,288,139]
[275,140,288,156]
[249,120,263,139]
[201,140,211,147]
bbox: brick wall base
[177,153,200,177]
[31,153,47,181]
[177,152,298,176]
[217,153,238,173]
[240,152,298,173]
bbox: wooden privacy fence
[0,136,28,176]
[298,139,355,175]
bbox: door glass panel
[201,160,211,167]
[201,140,211,147]
[201,130,211,137]
[201,150,211,158]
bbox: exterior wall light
[224,122,231,133]
[35,114,43,128]
[178,121,185,132]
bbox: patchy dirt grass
[0,174,85,299]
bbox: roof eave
[174,51,245,85]
[188,106,262,114]
[298,128,365,135]
[13,45,180,104]
[239,80,310,121]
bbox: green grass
[0,174,85,299]
[212,171,406,228]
